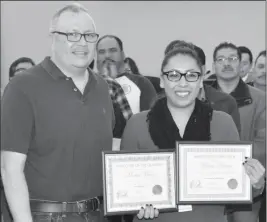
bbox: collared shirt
[205,77,253,107]
[102,75,133,120]
[1,57,114,201]
[242,73,249,82]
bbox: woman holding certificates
[120,45,266,222]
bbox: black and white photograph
[0,1,266,222]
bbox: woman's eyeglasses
[162,70,202,82]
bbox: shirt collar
[41,56,99,88]
[242,73,249,82]
[230,78,252,100]
[209,76,252,107]
[41,57,66,80]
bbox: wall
[1,1,265,88]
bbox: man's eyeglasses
[162,70,202,82]
[51,31,99,43]
[215,56,239,64]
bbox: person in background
[206,42,266,222]
[9,57,35,80]
[124,56,163,95]
[96,35,157,115]
[238,46,254,85]
[164,40,241,134]
[121,46,265,222]
[124,57,141,75]
[96,35,157,222]
[89,59,133,139]
[1,3,114,222]
[253,50,266,222]
[253,50,266,92]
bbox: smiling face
[160,54,203,108]
[51,11,96,73]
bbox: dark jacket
[200,84,241,135]
[144,76,164,95]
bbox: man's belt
[30,197,101,213]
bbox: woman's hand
[243,157,266,189]
[137,204,159,220]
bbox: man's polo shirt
[1,57,114,201]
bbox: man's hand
[137,204,159,220]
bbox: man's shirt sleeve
[1,82,34,154]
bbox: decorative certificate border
[102,151,177,216]
[176,142,253,204]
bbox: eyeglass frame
[162,69,202,82]
[215,56,240,64]
[51,31,99,43]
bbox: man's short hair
[255,50,266,64]
[96,35,124,51]
[9,57,35,79]
[49,3,95,32]
[238,46,253,64]
[213,42,241,62]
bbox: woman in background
[124,57,141,75]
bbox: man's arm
[1,152,32,222]
[139,76,157,111]
[1,79,34,221]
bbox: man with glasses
[206,42,266,222]
[1,3,113,222]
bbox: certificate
[102,151,177,216]
[176,142,253,204]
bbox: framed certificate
[176,142,253,204]
[102,150,177,216]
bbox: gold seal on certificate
[102,151,177,216]
[176,142,253,204]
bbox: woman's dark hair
[161,46,203,74]
[9,57,35,79]
[89,60,94,69]
[255,50,266,65]
[124,57,140,75]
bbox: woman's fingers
[137,207,145,220]
[154,208,159,218]
[245,158,265,175]
[144,204,151,219]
